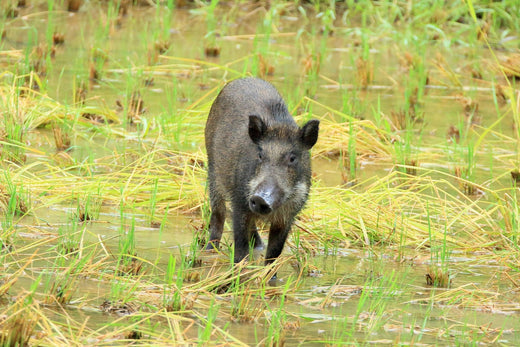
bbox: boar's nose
[249,195,272,215]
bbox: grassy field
[0,0,520,345]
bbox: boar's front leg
[265,219,293,266]
[251,224,264,250]
[232,203,256,263]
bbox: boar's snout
[249,182,284,215]
[249,195,272,215]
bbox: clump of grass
[183,233,203,269]
[52,31,65,45]
[203,0,220,58]
[494,83,508,106]
[51,150,75,168]
[302,53,321,78]
[19,73,42,94]
[257,53,275,78]
[73,80,87,106]
[154,40,170,55]
[164,293,184,312]
[204,46,220,58]
[389,106,422,131]
[511,170,520,185]
[354,22,374,89]
[0,260,31,297]
[448,120,481,196]
[57,235,78,255]
[118,0,130,17]
[100,299,138,315]
[433,53,462,87]
[4,6,19,19]
[197,299,219,344]
[67,0,82,12]
[289,258,321,278]
[148,178,162,228]
[290,229,321,277]
[89,47,108,82]
[118,255,144,276]
[446,125,461,143]
[346,268,406,337]
[425,201,452,288]
[44,277,77,305]
[163,255,198,312]
[183,270,201,283]
[73,194,100,222]
[264,277,295,347]
[0,185,27,217]
[355,56,373,89]
[497,190,520,248]
[190,219,208,249]
[126,329,143,340]
[148,40,170,65]
[57,216,87,255]
[0,80,32,163]
[30,43,55,77]
[0,295,38,346]
[425,265,451,287]
[393,125,421,177]
[498,53,520,81]
[458,95,481,125]
[343,118,358,182]
[454,166,479,196]
[0,175,29,234]
[390,73,424,131]
[116,219,145,276]
[52,122,72,152]
[103,273,142,316]
[117,91,146,125]
[230,288,264,323]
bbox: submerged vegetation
[0,0,519,344]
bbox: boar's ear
[300,119,319,149]
[248,115,267,144]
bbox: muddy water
[2,1,520,345]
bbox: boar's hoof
[205,241,220,251]
[249,195,272,215]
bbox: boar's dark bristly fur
[204,78,319,267]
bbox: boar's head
[247,115,319,218]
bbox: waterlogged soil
[1,1,520,345]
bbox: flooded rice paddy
[1,0,520,345]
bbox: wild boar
[204,78,319,266]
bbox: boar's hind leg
[265,221,292,266]
[206,190,226,250]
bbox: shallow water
[1,1,520,345]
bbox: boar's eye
[288,153,297,165]
[258,149,264,161]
